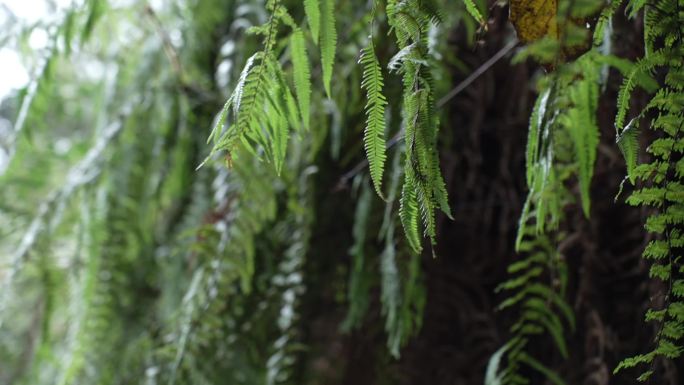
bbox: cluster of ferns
[1,0,682,384]
[206,0,683,383]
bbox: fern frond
[462,0,485,24]
[400,169,422,254]
[562,59,599,216]
[290,28,311,130]
[615,50,666,130]
[360,42,388,198]
[205,2,309,176]
[320,0,336,97]
[614,4,684,377]
[377,149,426,356]
[593,0,624,45]
[343,179,373,330]
[226,52,264,152]
[526,88,551,188]
[388,0,451,251]
[304,0,320,42]
[81,0,106,44]
[493,230,574,385]
[616,117,640,183]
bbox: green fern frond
[488,227,575,385]
[388,0,451,252]
[343,179,373,330]
[400,169,422,254]
[226,52,264,150]
[320,0,336,97]
[616,117,640,183]
[493,229,574,385]
[562,58,599,217]
[304,0,320,42]
[592,0,624,45]
[290,28,311,130]
[81,0,106,44]
[614,3,684,377]
[360,42,388,198]
[462,0,485,24]
[205,2,310,176]
[377,149,426,356]
[615,51,666,130]
[526,88,550,188]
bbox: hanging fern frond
[290,28,311,130]
[504,6,618,380]
[360,41,388,198]
[462,0,485,25]
[613,1,684,381]
[525,87,550,189]
[490,222,574,385]
[205,1,305,175]
[319,0,336,97]
[559,55,600,216]
[342,178,373,330]
[387,0,451,252]
[616,117,640,183]
[81,0,106,44]
[615,51,664,131]
[380,155,426,355]
[304,0,320,42]
[400,168,422,253]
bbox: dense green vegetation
[0,0,682,384]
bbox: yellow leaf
[509,0,558,43]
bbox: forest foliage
[0,0,682,384]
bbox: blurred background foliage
[0,0,682,385]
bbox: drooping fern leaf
[205,0,306,175]
[491,223,574,385]
[400,168,422,253]
[387,0,451,252]
[360,41,388,198]
[343,178,373,330]
[525,88,550,189]
[290,28,311,130]
[505,10,612,381]
[378,148,426,356]
[320,0,336,97]
[81,0,106,45]
[462,0,485,25]
[560,54,600,216]
[616,117,640,183]
[615,51,664,131]
[613,1,684,380]
[304,0,320,42]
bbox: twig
[436,39,518,108]
[143,4,215,101]
[144,4,184,79]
